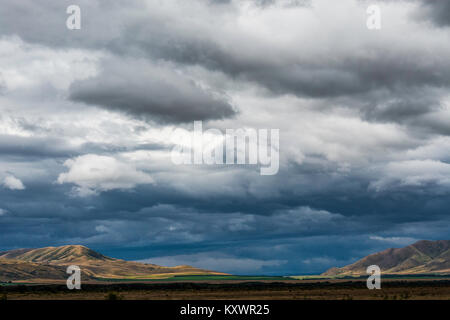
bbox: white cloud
[0,36,101,92]
[95,225,109,233]
[369,160,450,192]
[369,236,417,246]
[2,175,25,190]
[0,208,8,216]
[57,154,154,196]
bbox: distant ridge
[0,245,227,282]
[322,240,450,276]
[0,245,111,263]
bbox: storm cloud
[0,0,449,275]
[69,59,236,123]
[419,0,450,27]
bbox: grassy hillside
[0,245,227,282]
[322,240,450,276]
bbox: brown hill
[0,245,226,282]
[322,240,450,277]
[0,259,68,282]
[0,245,111,264]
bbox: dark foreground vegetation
[1,280,449,300]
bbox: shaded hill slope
[0,245,226,282]
[322,240,450,276]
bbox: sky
[0,0,449,275]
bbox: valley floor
[1,280,450,300]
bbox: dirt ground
[1,280,450,300]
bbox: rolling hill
[0,245,226,282]
[322,240,450,277]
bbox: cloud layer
[0,0,449,274]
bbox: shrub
[106,292,122,300]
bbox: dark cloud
[1,1,448,109]
[69,59,236,123]
[2,153,450,274]
[1,0,450,275]
[100,2,450,132]
[361,93,439,122]
[1,184,449,274]
[419,0,450,27]
[0,135,78,158]
[0,134,167,160]
[326,87,446,133]
[0,74,6,94]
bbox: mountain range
[1,240,449,283]
[322,240,450,276]
[0,245,225,282]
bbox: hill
[0,245,226,282]
[322,240,450,277]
